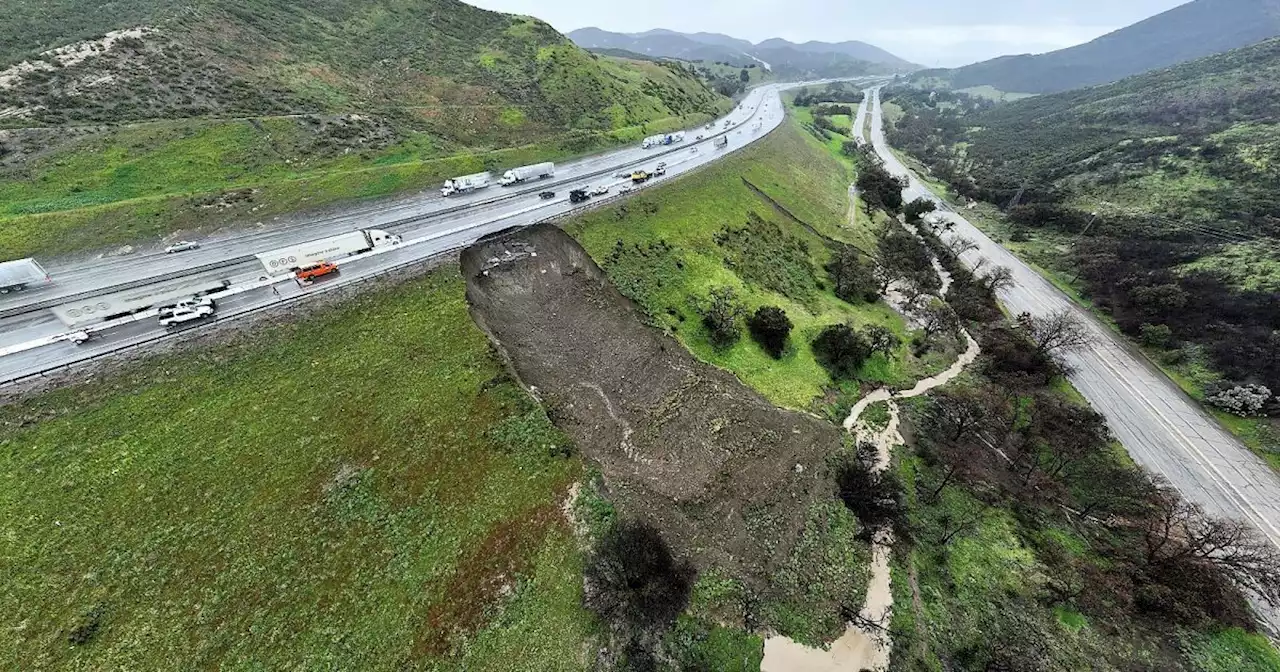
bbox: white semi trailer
[500,162,554,186]
[51,277,231,328]
[441,172,493,196]
[0,258,50,293]
[255,229,401,276]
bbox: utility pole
[1068,211,1100,284]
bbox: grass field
[0,268,599,669]
[565,117,949,411]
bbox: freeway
[865,87,1280,552]
[0,81,832,384]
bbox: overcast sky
[465,0,1192,66]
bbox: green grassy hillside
[0,0,728,257]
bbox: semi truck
[441,172,492,196]
[641,132,686,149]
[51,277,231,328]
[255,229,401,277]
[500,162,554,186]
[714,136,729,149]
[0,258,50,294]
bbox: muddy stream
[761,237,980,672]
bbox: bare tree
[945,236,979,258]
[1017,310,1091,359]
[977,265,1015,294]
[917,298,960,343]
[1141,489,1280,606]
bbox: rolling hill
[566,27,918,75]
[0,0,728,258]
[913,0,1280,94]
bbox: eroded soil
[461,223,845,588]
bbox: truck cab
[569,189,590,204]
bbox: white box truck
[255,229,401,276]
[714,136,729,149]
[441,172,493,196]
[51,277,231,328]
[499,162,555,186]
[0,258,50,293]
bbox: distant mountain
[915,0,1280,94]
[566,27,919,73]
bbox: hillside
[566,27,918,75]
[0,0,727,258]
[913,0,1280,94]
[884,37,1280,457]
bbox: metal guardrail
[0,98,787,388]
[0,102,767,323]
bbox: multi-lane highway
[864,87,1280,555]
[0,81,848,384]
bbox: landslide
[461,223,845,589]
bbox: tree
[585,520,695,632]
[1017,310,1090,361]
[747,306,793,359]
[812,324,873,379]
[862,324,901,357]
[875,229,940,297]
[739,68,750,82]
[903,197,937,224]
[826,245,879,304]
[700,287,747,349]
[836,454,903,536]
[976,265,1015,294]
[1139,323,1174,349]
[856,160,907,216]
[1140,489,1280,606]
[917,297,960,343]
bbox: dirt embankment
[461,224,845,587]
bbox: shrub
[747,306,793,359]
[1206,384,1272,417]
[812,325,873,379]
[1139,323,1174,349]
[835,454,902,536]
[699,287,747,349]
[862,324,900,357]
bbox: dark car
[539,191,556,199]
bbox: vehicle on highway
[296,261,339,282]
[67,330,91,345]
[255,229,400,277]
[695,134,703,141]
[715,136,729,149]
[654,162,667,176]
[589,184,610,196]
[723,120,731,128]
[164,240,201,254]
[51,278,231,328]
[499,162,554,186]
[691,147,698,154]
[0,258,51,294]
[158,296,216,317]
[630,170,651,184]
[441,171,493,196]
[569,189,590,204]
[159,303,215,327]
[539,191,556,200]
[618,185,634,194]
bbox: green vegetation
[565,120,949,411]
[884,39,1280,469]
[0,268,598,669]
[955,85,1037,101]
[0,0,729,257]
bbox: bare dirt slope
[462,223,844,587]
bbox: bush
[747,306,793,359]
[585,520,695,632]
[1139,323,1174,349]
[862,324,900,357]
[700,287,747,349]
[1206,383,1272,417]
[835,454,902,536]
[812,325,873,379]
